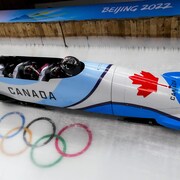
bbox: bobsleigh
[0,56,180,130]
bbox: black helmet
[23,64,39,80]
[50,66,61,78]
[61,56,81,77]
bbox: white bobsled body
[0,56,180,130]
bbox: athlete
[60,56,82,77]
[41,61,63,81]
[39,63,49,81]
[15,61,40,80]
[13,62,23,78]
[0,64,4,77]
[3,62,17,78]
[41,56,82,81]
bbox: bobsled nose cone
[163,72,180,103]
[163,72,180,83]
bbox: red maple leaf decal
[129,71,159,98]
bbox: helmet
[61,56,81,77]
[23,63,39,80]
[49,66,61,78]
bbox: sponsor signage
[0,0,179,23]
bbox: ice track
[0,37,180,180]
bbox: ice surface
[0,102,180,180]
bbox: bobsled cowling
[0,57,180,130]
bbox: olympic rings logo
[0,112,93,168]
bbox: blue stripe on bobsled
[38,62,111,107]
[82,102,180,130]
[83,101,113,115]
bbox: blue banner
[0,0,179,23]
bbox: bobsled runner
[0,55,180,130]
